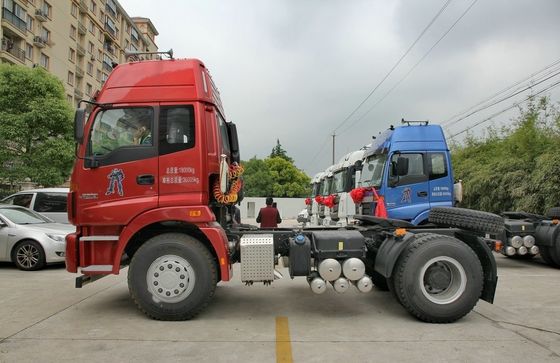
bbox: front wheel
[393,234,483,323]
[12,240,46,271]
[128,233,218,320]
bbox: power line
[338,0,478,136]
[332,0,453,134]
[443,69,560,129]
[449,79,560,138]
[443,58,560,125]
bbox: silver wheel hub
[419,256,467,305]
[147,255,195,303]
[17,244,39,268]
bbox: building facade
[1,0,158,107]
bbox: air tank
[318,258,342,281]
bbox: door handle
[137,174,155,185]
[417,191,428,197]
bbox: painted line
[275,316,293,363]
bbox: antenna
[124,48,174,61]
[401,118,429,126]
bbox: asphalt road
[1,247,559,362]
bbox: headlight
[46,233,66,243]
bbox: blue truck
[356,122,461,225]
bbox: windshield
[359,154,387,188]
[312,182,321,197]
[321,178,331,196]
[0,207,50,224]
[332,170,346,193]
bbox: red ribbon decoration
[323,194,336,208]
[305,197,312,205]
[315,195,324,205]
[349,187,388,218]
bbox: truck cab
[66,58,240,280]
[356,123,455,225]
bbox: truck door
[383,152,430,221]
[78,106,158,225]
[427,152,454,208]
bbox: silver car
[0,205,74,271]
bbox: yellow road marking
[276,316,293,363]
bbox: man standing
[256,197,282,228]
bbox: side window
[159,106,195,155]
[34,193,67,212]
[390,153,427,186]
[6,194,34,208]
[429,153,448,180]
[88,107,154,157]
[216,113,230,155]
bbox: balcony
[35,9,48,22]
[33,36,47,48]
[102,61,113,73]
[105,3,116,19]
[76,44,85,56]
[78,0,88,13]
[2,7,28,34]
[104,23,116,40]
[1,38,25,63]
[74,88,84,99]
[103,43,115,56]
[78,22,87,35]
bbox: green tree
[0,64,74,187]
[241,156,311,197]
[451,97,560,214]
[270,139,293,163]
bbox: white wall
[239,197,306,220]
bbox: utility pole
[331,132,336,164]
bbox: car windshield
[359,154,387,188]
[332,170,346,193]
[321,178,331,196]
[0,207,50,224]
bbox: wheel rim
[419,256,467,305]
[147,255,196,303]
[16,244,40,269]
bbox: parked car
[1,188,69,223]
[297,208,309,224]
[0,205,74,270]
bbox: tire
[429,207,504,235]
[12,240,46,271]
[506,254,536,260]
[539,247,560,267]
[393,233,483,323]
[128,233,218,320]
[546,207,560,219]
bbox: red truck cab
[66,58,238,283]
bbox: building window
[26,16,33,32]
[67,94,73,104]
[69,48,76,62]
[41,1,52,18]
[88,19,95,34]
[102,72,108,82]
[70,25,77,39]
[39,26,50,41]
[86,83,92,96]
[90,0,96,13]
[96,69,101,81]
[125,22,130,34]
[25,43,33,60]
[98,49,102,61]
[88,41,95,54]
[40,53,49,69]
[71,2,77,17]
[131,27,139,42]
[67,71,74,86]
[87,61,93,75]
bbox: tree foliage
[0,64,74,187]
[451,97,560,214]
[242,156,310,197]
[270,139,293,163]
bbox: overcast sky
[119,0,560,176]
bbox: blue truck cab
[357,123,458,225]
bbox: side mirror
[74,109,86,144]
[354,160,363,171]
[226,122,240,163]
[396,157,409,176]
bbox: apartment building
[0,0,158,107]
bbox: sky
[119,0,560,176]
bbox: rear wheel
[128,233,217,320]
[393,234,483,323]
[12,240,46,271]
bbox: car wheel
[12,240,46,271]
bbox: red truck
[66,52,503,323]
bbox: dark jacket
[256,206,282,228]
